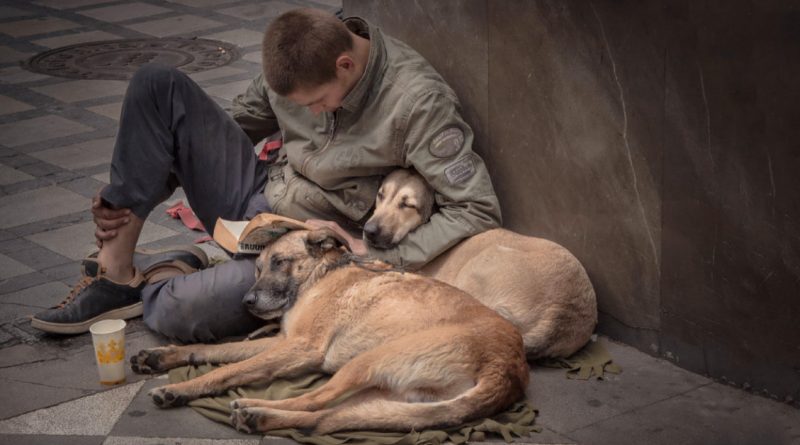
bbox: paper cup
[89,319,127,385]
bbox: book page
[219,219,249,239]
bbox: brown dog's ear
[305,228,344,257]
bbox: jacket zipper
[301,110,338,177]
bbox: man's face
[287,77,350,115]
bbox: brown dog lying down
[131,229,528,434]
[364,169,598,360]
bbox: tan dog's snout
[363,218,394,249]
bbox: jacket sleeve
[230,73,281,144]
[366,91,502,269]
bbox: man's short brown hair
[262,8,353,95]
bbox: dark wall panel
[659,1,800,398]
[486,1,665,351]
[344,0,800,402]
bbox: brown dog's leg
[231,352,372,412]
[231,372,507,436]
[231,406,323,434]
[131,336,284,374]
[231,389,389,433]
[148,338,323,408]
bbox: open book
[212,213,314,255]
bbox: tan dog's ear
[418,183,435,223]
[305,228,343,257]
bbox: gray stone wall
[344,0,800,401]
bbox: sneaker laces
[56,274,99,309]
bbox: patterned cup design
[90,319,127,385]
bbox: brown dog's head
[363,169,435,249]
[242,228,343,320]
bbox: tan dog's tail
[314,362,526,434]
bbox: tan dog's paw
[130,347,176,373]
[148,386,188,408]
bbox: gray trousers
[101,64,268,342]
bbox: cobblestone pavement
[0,1,799,444]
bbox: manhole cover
[24,37,240,80]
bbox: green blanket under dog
[167,340,619,444]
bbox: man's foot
[83,245,209,283]
[31,269,146,335]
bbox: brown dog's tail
[313,361,528,434]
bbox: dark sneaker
[83,245,209,283]
[30,269,145,335]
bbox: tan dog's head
[364,169,435,249]
[242,228,343,320]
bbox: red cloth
[166,201,205,232]
[258,139,282,161]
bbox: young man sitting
[31,8,501,342]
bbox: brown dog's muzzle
[242,291,258,309]
[242,284,291,320]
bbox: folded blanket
[168,365,539,444]
[537,339,622,380]
[166,339,619,443]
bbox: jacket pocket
[263,163,291,213]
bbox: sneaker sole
[30,302,143,335]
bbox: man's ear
[335,54,355,72]
[305,228,344,257]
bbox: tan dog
[365,169,597,359]
[131,228,528,434]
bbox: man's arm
[230,73,280,144]
[367,92,502,269]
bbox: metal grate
[24,37,241,81]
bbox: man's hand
[92,192,131,248]
[305,219,368,256]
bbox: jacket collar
[339,17,386,113]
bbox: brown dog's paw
[230,407,258,434]
[148,386,188,408]
[130,347,171,374]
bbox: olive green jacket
[230,17,501,269]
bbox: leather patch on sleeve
[444,155,476,185]
[429,127,464,158]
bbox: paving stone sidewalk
[0,1,798,444]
